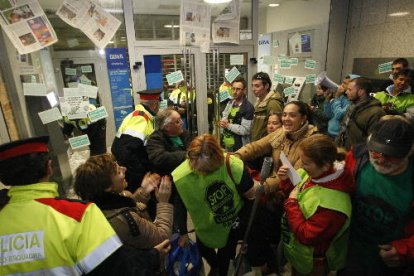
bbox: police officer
[111,88,162,193]
[0,136,122,275]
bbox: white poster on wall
[258,34,271,74]
[179,0,211,48]
[56,0,121,49]
[212,0,240,45]
[212,19,239,44]
[0,0,57,54]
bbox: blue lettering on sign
[259,40,270,45]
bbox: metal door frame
[52,50,116,146]
[133,45,254,134]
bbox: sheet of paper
[284,76,294,85]
[225,66,240,83]
[63,87,83,97]
[38,107,62,124]
[166,70,184,85]
[230,54,244,65]
[0,0,58,54]
[179,0,211,47]
[378,61,393,74]
[159,99,168,110]
[304,59,317,70]
[279,58,292,69]
[283,86,295,96]
[280,151,301,186]
[305,74,316,84]
[68,134,90,150]
[23,82,47,96]
[273,73,284,83]
[78,83,98,98]
[212,19,240,44]
[59,96,89,119]
[88,106,108,122]
[57,0,121,49]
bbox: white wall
[262,0,331,34]
[343,0,414,75]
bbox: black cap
[0,136,49,162]
[137,88,162,101]
[367,119,414,158]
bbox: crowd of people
[1,57,414,276]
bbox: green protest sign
[378,62,392,74]
[283,86,295,96]
[304,60,317,69]
[159,100,168,109]
[225,67,241,83]
[284,76,294,85]
[166,70,184,85]
[69,135,90,150]
[88,106,108,122]
[273,74,284,83]
[65,68,77,76]
[81,65,93,73]
[279,59,291,69]
[289,58,299,66]
[305,74,316,84]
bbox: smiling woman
[234,101,317,272]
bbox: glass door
[134,46,253,135]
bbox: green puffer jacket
[251,91,284,142]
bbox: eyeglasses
[167,118,183,125]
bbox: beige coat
[236,123,318,201]
[99,188,173,250]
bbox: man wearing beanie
[340,116,414,275]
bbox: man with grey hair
[341,116,414,275]
[147,108,192,176]
[147,108,192,235]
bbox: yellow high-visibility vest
[0,182,122,275]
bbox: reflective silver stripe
[77,235,122,274]
[120,129,145,141]
[6,265,81,276]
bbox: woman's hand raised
[155,175,172,203]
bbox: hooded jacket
[251,91,284,142]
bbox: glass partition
[40,0,126,50]
[133,0,252,41]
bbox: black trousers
[196,229,240,276]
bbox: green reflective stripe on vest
[172,154,244,248]
[283,170,352,274]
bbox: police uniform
[0,137,122,275]
[111,89,161,193]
